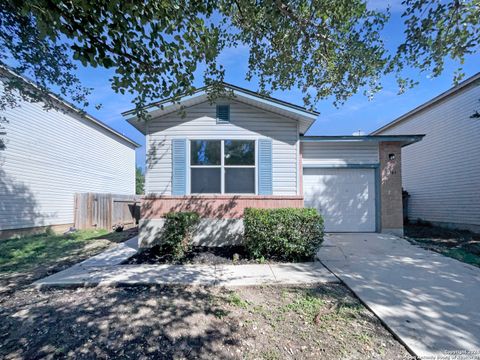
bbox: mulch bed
[123,245,299,265]
[123,245,316,265]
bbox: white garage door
[303,168,376,232]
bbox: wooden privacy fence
[74,193,142,230]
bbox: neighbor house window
[190,140,255,194]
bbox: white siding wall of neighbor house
[379,83,480,230]
[146,100,299,195]
[0,100,136,231]
[302,142,379,165]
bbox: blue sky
[60,2,479,170]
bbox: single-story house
[0,67,140,239]
[373,72,480,232]
[124,83,423,246]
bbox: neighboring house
[125,83,422,246]
[0,68,140,239]
[373,73,480,233]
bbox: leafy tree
[135,166,144,195]
[0,0,478,133]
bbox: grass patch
[282,292,324,320]
[0,229,109,274]
[226,291,250,309]
[442,248,480,267]
[0,227,137,294]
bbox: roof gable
[123,82,318,135]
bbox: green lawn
[0,228,137,293]
[0,229,108,273]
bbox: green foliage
[0,1,225,120]
[135,167,144,195]
[398,0,480,85]
[159,212,200,260]
[226,291,249,309]
[243,208,324,261]
[281,292,325,319]
[443,248,480,267]
[1,0,478,128]
[223,0,390,107]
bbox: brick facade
[142,195,304,220]
[379,142,404,235]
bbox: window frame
[188,139,257,195]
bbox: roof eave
[300,135,425,147]
[122,83,319,127]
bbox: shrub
[160,211,200,260]
[243,208,324,262]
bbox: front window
[190,140,221,193]
[190,140,255,194]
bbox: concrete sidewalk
[34,262,336,288]
[34,236,337,288]
[318,233,480,359]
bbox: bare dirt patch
[0,284,409,359]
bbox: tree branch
[44,0,155,70]
[274,0,330,42]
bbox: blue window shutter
[216,105,230,122]
[171,139,187,195]
[258,139,273,195]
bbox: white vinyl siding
[378,82,480,227]
[146,100,298,195]
[302,142,379,165]
[0,99,136,230]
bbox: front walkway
[318,233,480,358]
[34,236,337,288]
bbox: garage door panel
[303,168,376,232]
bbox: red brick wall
[142,195,304,219]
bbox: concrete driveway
[318,233,480,359]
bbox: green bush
[243,208,324,262]
[160,211,200,260]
